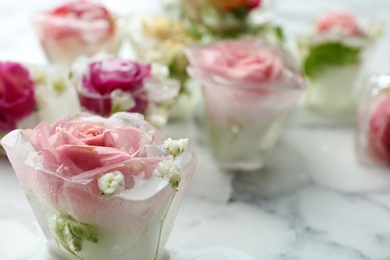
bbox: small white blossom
[155,159,181,186]
[110,89,136,112]
[163,138,188,157]
[148,115,167,128]
[98,171,125,195]
[151,63,169,80]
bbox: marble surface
[1,0,390,259]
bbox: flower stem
[154,189,177,260]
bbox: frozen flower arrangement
[0,61,79,153]
[32,0,122,66]
[297,11,382,117]
[131,16,195,86]
[164,0,282,41]
[357,74,390,166]
[1,112,196,260]
[71,57,180,127]
[130,15,201,119]
[186,39,305,170]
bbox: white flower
[98,171,125,195]
[151,63,169,80]
[155,159,181,184]
[110,89,136,112]
[163,138,188,157]
[148,114,167,128]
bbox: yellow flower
[142,16,193,44]
[141,16,194,73]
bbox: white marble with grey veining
[1,0,390,259]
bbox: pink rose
[76,58,152,116]
[187,40,284,84]
[6,113,185,219]
[367,93,390,163]
[315,12,363,36]
[0,62,36,131]
[29,112,165,178]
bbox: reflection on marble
[2,0,390,259]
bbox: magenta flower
[76,58,152,116]
[368,93,390,163]
[0,62,36,131]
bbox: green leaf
[65,224,83,252]
[168,58,179,77]
[51,214,98,258]
[52,216,67,243]
[51,216,77,258]
[250,24,285,43]
[274,26,285,42]
[69,222,99,243]
[303,42,361,79]
[231,7,250,19]
[168,58,189,93]
[212,23,285,43]
[110,104,123,115]
[186,23,203,40]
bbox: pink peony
[315,12,363,36]
[78,58,152,116]
[0,62,36,131]
[368,93,390,163]
[187,40,284,84]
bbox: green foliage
[209,23,285,42]
[51,214,98,258]
[168,58,189,94]
[303,42,361,79]
[110,104,123,115]
[250,24,285,43]
[170,178,180,190]
[186,23,204,40]
[274,26,285,43]
[232,7,250,19]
